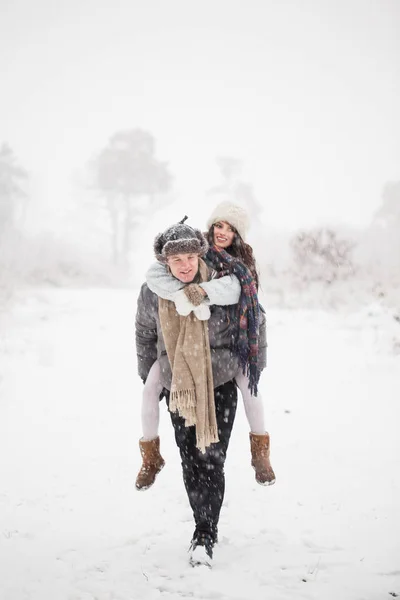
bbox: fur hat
[206,201,250,240]
[154,216,209,263]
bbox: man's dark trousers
[165,380,238,543]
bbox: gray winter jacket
[135,275,267,391]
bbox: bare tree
[208,156,262,214]
[363,180,400,278]
[215,156,242,188]
[90,129,172,265]
[0,143,28,233]
[374,181,400,227]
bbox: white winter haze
[0,0,399,231]
[1,2,400,598]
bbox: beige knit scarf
[158,259,219,453]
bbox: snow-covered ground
[0,289,399,600]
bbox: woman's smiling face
[213,221,235,249]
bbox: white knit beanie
[206,201,250,241]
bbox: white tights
[234,370,266,435]
[141,361,164,440]
[140,360,266,440]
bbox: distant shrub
[0,229,126,299]
[290,228,356,283]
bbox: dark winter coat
[135,283,267,391]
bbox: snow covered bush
[0,228,127,305]
[290,227,356,284]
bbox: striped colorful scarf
[206,245,261,396]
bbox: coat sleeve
[199,275,241,306]
[146,261,183,300]
[135,284,158,382]
[258,305,267,370]
[146,260,241,306]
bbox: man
[135,218,266,567]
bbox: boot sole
[189,556,212,569]
[189,546,212,569]
[135,462,165,491]
[252,465,276,486]
[257,478,276,486]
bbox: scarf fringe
[170,388,197,409]
[240,359,260,397]
[170,388,197,425]
[170,389,219,453]
[196,425,220,454]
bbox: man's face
[167,253,199,283]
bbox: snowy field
[1,288,399,600]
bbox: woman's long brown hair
[206,224,260,290]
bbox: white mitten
[173,289,196,316]
[193,303,210,321]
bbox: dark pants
[165,380,238,543]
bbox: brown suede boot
[135,437,165,491]
[250,432,276,486]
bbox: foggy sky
[1,0,399,230]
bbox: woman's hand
[183,284,207,306]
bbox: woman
[136,202,275,492]
[135,219,266,566]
